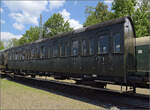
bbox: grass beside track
[0,78,112,110]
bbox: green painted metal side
[136,45,150,73]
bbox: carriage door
[71,39,81,74]
[97,33,110,76]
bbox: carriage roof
[6,16,135,51]
[136,36,150,46]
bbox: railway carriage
[135,37,150,87]
[0,50,6,70]
[0,16,149,90]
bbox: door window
[60,43,65,56]
[113,33,121,53]
[98,36,109,54]
[65,41,70,56]
[72,40,79,56]
[48,47,51,58]
[53,45,59,57]
[82,40,88,56]
[89,39,94,55]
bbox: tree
[132,0,150,37]
[15,26,40,46]
[112,0,150,37]
[0,41,4,50]
[112,0,136,18]
[84,2,113,27]
[11,13,73,46]
[44,13,73,38]
[7,38,19,48]
[84,0,150,37]
[22,26,40,43]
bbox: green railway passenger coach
[136,37,150,78]
[0,16,149,91]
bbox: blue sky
[0,0,113,46]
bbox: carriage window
[19,53,21,60]
[22,52,25,60]
[29,50,31,59]
[98,36,109,54]
[31,49,34,59]
[37,48,40,58]
[21,53,23,60]
[65,41,70,56]
[53,45,59,57]
[15,53,18,60]
[72,40,79,56]
[45,47,48,58]
[48,47,51,58]
[43,47,46,58]
[82,40,88,56]
[89,39,94,55]
[34,48,37,58]
[33,48,36,58]
[18,53,20,60]
[40,46,45,58]
[113,33,121,53]
[60,43,65,56]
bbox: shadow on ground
[0,76,139,110]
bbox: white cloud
[68,19,83,29]
[10,12,38,25]
[3,1,48,16]
[104,0,114,4]
[0,19,5,24]
[13,23,24,30]
[49,0,66,10]
[1,32,22,42]
[3,1,67,30]
[3,1,48,30]
[0,8,3,13]
[1,32,22,47]
[60,9,83,29]
[60,9,70,20]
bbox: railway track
[0,72,149,109]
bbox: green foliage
[14,26,40,46]
[10,13,73,47]
[112,0,136,18]
[21,26,40,44]
[7,26,40,47]
[0,41,4,50]
[112,0,150,37]
[84,2,113,27]
[7,38,19,48]
[44,13,73,38]
[132,0,150,37]
[84,0,150,37]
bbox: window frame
[60,42,65,57]
[71,40,79,56]
[97,34,109,55]
[112,32,122,54]
[52,44,59,57]
[89,38,95,56]
[65,41,70,57]
[48,46,51,58]
[81,39,88,56]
